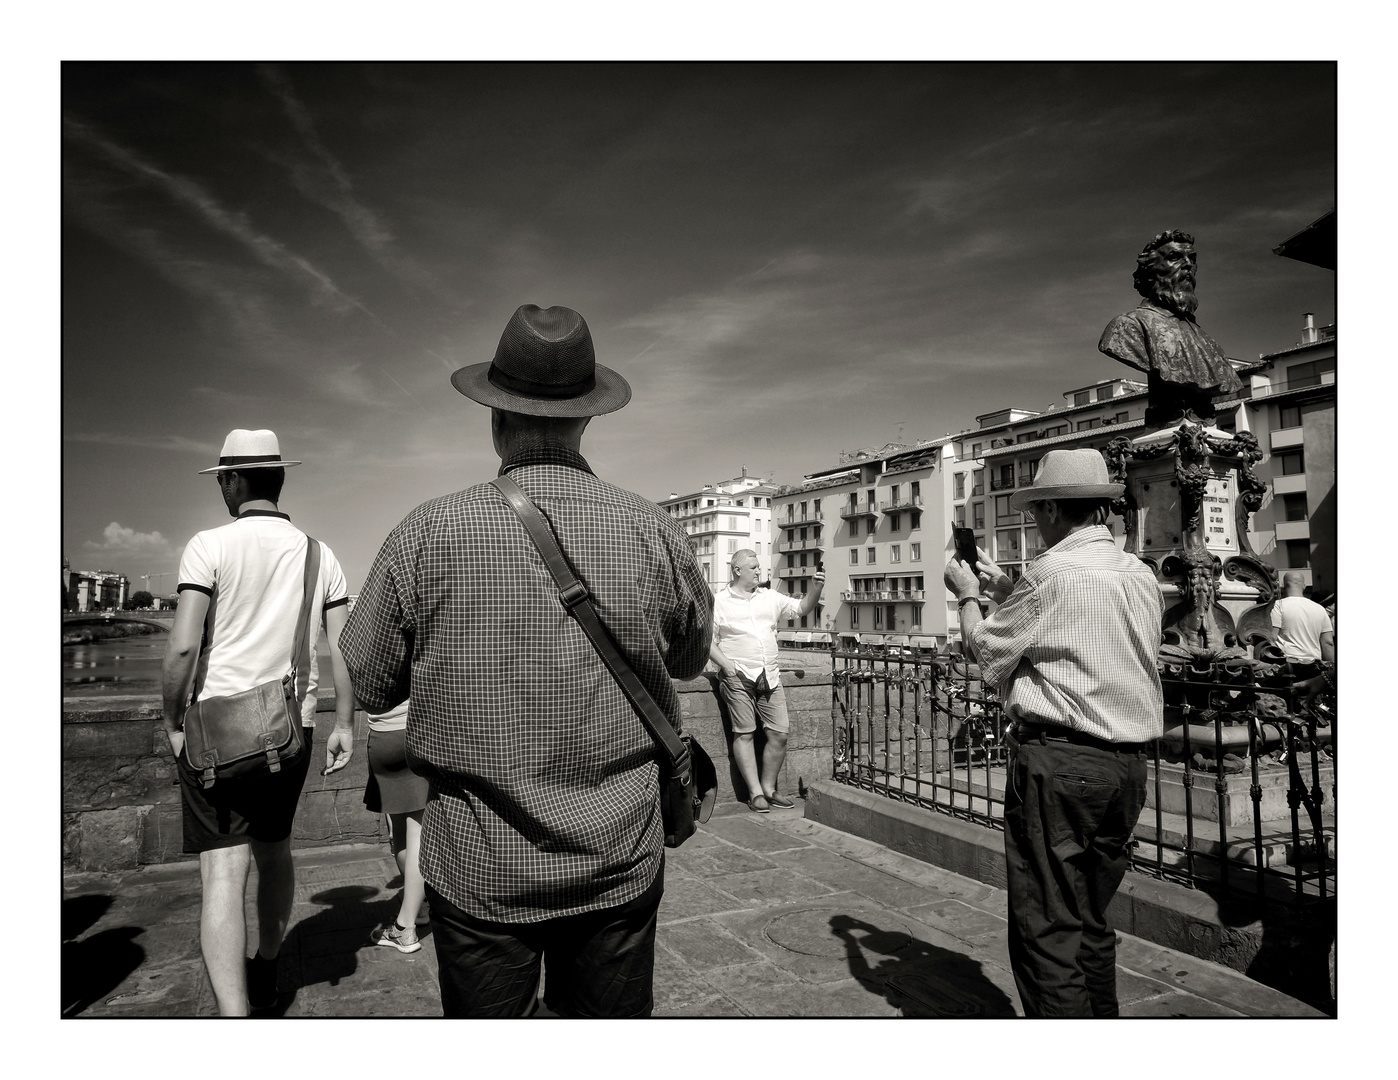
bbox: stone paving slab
[62,800,1326,1018]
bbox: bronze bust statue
[1098,230,1243,428]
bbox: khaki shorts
[720,672,790,734]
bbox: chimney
[1302,312,1316,345]
[669,492,679,499]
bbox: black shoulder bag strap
[489,474,691,773]
[192,534,320,707]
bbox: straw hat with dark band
[451,304,631,417]
[1007,448,1124,512]
[198,429,302,474]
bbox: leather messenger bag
[181,537,320,789]
[490,476,717,847]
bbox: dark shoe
[746,793,771,814]
[246,953,278,1011]
[765,791,795,809]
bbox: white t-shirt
[1270,595,1334,664]
[177,511,350,725]
[712,585,802,686]
[366,699,410,733]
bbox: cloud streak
[64,115,374,319]
[65,432,219,457]
[257,64,453,303]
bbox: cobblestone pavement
[63,801,1324,1018]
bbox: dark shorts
[176,731,313,854]
[427,859,664,1018]
[364,727,430,816]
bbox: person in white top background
[709,549,824,813]
[1271,571,1335,674]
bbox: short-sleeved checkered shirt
[970,525,1164,744]
[339,446,712,923]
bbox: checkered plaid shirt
[339,446,712,922]
[970,525,1164,743]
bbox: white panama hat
[1007,448,1124,512]
[198,429,303,474]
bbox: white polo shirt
[177,511,350,725]
[712,585,802,686]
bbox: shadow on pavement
[829,913,1016,1018]
[273,883,428,1013]
[62,895,147,1018]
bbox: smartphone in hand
[953,527,978,577]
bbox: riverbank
[62,621,165,646]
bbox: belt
[1014,721,1147,756]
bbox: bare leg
[759,730,789,796]
[731,731,763,800]
[390,811,426,934]
[199,843,253,1016]
[249,837,296,961]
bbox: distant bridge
[62,613,172,632]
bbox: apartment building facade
[659,470,779,593]
[1225,314,1336,596]
[772,440,948,651]
[62,560,130,611]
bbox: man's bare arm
[160,590,210,758]
[323,603,355,774]
[797,571,826,618]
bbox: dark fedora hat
[451,304,631,417]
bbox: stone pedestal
[1105,422,1278,651]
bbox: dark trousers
[426,859,664,1018]
[1002,733,1147,1018]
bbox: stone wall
[62,695,388,872]
[61,670,840,871]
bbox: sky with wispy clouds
[62,61,1335,590]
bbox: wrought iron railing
[829,644,1335,909]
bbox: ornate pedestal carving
[1104,423,1280,662]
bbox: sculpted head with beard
[1133,230,1199,317]
[1098,229,1243,428]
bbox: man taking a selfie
[710,549,824,813]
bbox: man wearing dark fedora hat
[944,448,1164,1018]
[341,305,712,1018]
[162,429,356,1015]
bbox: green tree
[130,590,154,609]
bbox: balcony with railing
[1236,373,1335,401]
[989,475,1016,492]
[776,537,824,553]
[880,494,924,512]
[838,499,880,520]
[778,565,818,578]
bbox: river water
[62,627,335,702]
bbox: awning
[910,636,938,650]
[794,632,812,642]
[886,634,910,644]
[1273,209,1335,271]
[776,631,797,643]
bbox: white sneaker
[373,922,422,954]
